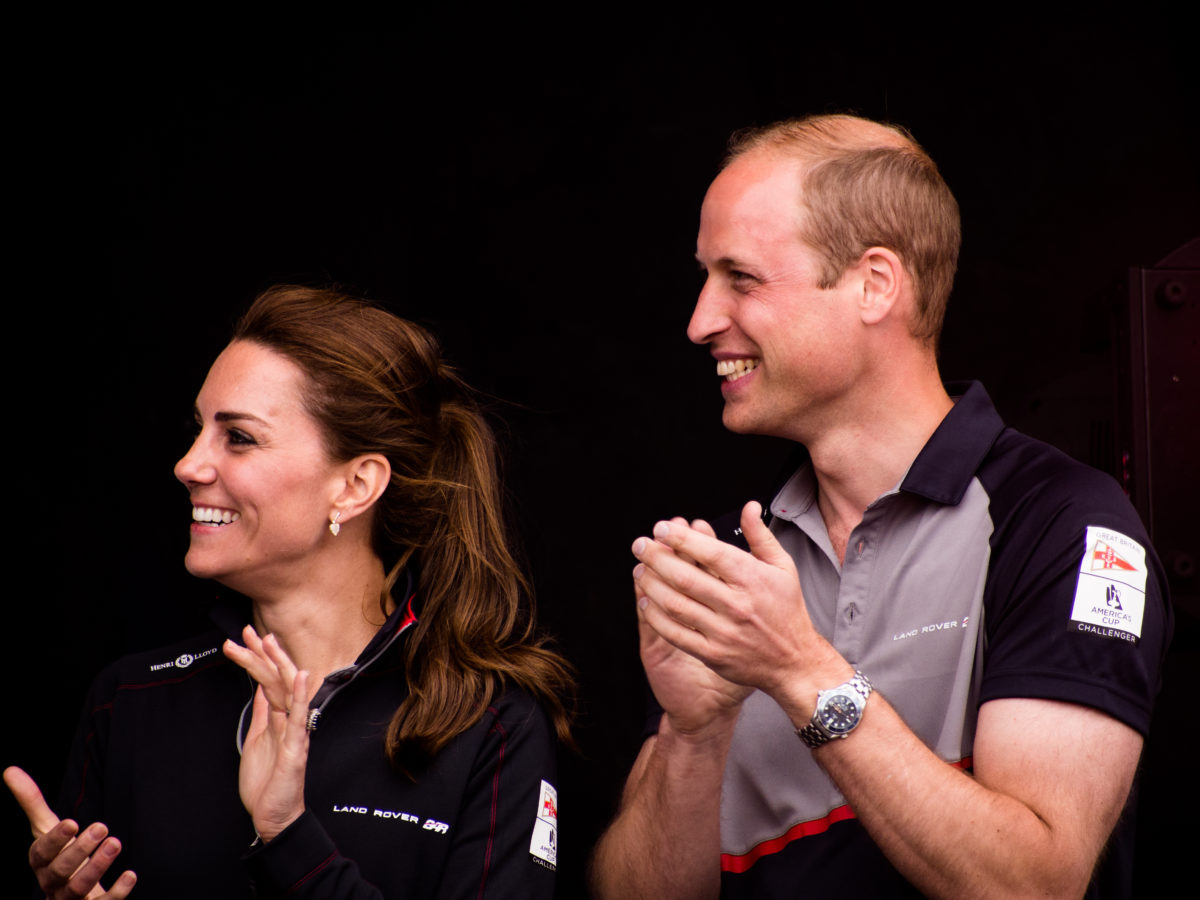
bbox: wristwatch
[796,670,872,749]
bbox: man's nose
[687,277,732,345]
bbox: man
[590,115,1170,898]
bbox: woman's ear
[331,454,391,524]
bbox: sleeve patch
[1069,526,1148,644]
[529,779,557,871]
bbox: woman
[6,286,572,898]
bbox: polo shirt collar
[769,381,1005,523]
[900,381,1005,506]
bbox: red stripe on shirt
[476,709,507,900]
[720,756,973,873]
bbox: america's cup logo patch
[1069,526,1148,644]
[529,779,557,870]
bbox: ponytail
[233,286,574,774]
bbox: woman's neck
[248,548,391,692]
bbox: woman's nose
[174,433,215,486]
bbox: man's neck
[805,371,953,565]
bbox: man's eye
[730,270,755,288]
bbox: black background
[4,17,1197,897]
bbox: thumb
[3,766,61,837]
[740,501,790,568]
[248,684,273,739]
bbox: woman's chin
[183,551,229,583]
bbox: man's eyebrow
[695,255,744,270]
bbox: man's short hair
[727,114,961,344]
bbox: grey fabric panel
[719,468,992,857]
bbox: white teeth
[192,506,241,525]
[716,358,759,382]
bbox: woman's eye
[227,429,257,446]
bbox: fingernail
[653,521,671,538]
[101,838,121,857]
[632,538,646,556]
[638,596,648,610]
[87,823,107,840]
[633,563,645,579]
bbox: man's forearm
[590,717,735,900]
[802,693,1142,900]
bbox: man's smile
[716,358,759,382]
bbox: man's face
[690,150,864,442]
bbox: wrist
[795,670,873,750]
[772,655,857,727]
[659,706,740,750]
[254,807,304,844]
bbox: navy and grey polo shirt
[718,382,1170,898]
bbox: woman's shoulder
[484,685,556,734]
[87,627,237,700]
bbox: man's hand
[634,517,751,735]
[633,501,848,718]
[4,766,136,899]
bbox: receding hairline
[725,114,923,170]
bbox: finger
[634,532,726,610]
[638,580,713,663]
[246,685,275,741]
[635,558,723,637]
[285,671,312,747]
[99,869,138,899]
[739,500,791,567]
[29,818,80,869]
[659,516,708,570]
[226,632,293,713]
[224,634,275,683]
[682,518,723,576]
[42,821,108,885]
[645,518,744,584]
[3,766,60,836]
[261,633,300,687]
[224,641,284,709]
[65,834,125,897]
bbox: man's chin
[721,407,762,436]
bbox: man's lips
[716,358,759,382]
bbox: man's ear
[856,246,907,326]
[331,454,391,524]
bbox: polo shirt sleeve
[977,444,1172,737]
[435,692,559,899]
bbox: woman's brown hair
[233,285,572,772]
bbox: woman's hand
[3,766,136,899]
[223,627,312,842]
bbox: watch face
[818,692,860,735]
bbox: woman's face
[174,340,347,597]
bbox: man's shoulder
[979,427,1143,538]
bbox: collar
[900,381,1005,506]
[209,567,419,664]
[226,569,420,746]
[770,381,1006,521]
